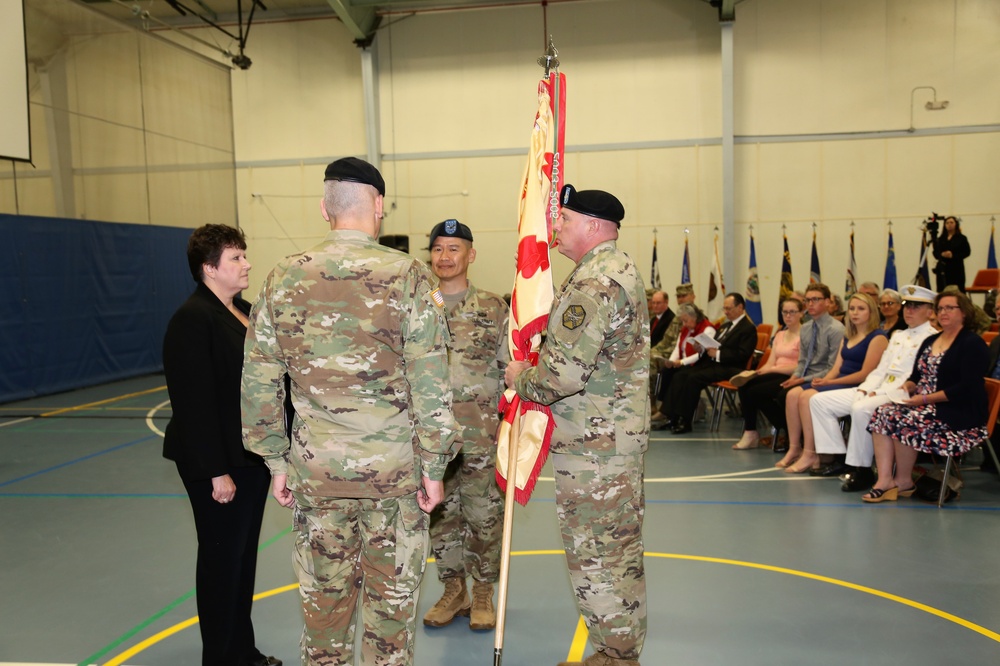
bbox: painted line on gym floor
[79,527,293,666]
[40,387,167,418]
[145,400,169,438]
[0,417,34,428]
[0,434,159,489]
[92,548,1000,665]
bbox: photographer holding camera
[929,214,970,292]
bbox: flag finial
[537,37,560,76]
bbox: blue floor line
[0,433,159,489]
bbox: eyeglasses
[804,297,825,304]
[936,305,960,314]
[879,301,899,307]
[781,310,801,316]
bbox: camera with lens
[925,212,943,237]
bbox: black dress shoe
[840,466,876,492]
[671,422,692,434]
[245,656,282,666]
[772,443,789,454]
[809,461,846,477]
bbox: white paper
[692,332,720,349]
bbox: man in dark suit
[666,293,758,433]
[649,290,674,348]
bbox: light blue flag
[989,221,997,270]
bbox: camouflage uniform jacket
[445,283,509,456]
[650,314,682,361]
[242,229,457,498]
[514,241,650,456]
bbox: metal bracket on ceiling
[165,0,266,69]
[326,0,380,46]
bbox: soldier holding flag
[505,185,648,666]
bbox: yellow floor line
[40,386,167,418]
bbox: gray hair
[880,288,901,304]
[677,303,700,320]
[324,179,375,220]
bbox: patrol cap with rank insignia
[560,184,625,227]
[428,219,474,248]
[324,157,386,196]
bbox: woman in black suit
[932,215,971,292]
[163,225,280,666]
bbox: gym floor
[2,375,999,666]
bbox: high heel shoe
[732,431,760,450]
[896,484,917,498]
[862,486,898,503]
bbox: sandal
[862,486,898,503]
[897,484,917,498]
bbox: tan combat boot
[557,652,640,666]
[469,580,496,630]
[422,577,470,627]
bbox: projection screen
[0,0,31,162]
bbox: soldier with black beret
[505,184,648,666]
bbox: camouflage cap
[560,184,625,226]
[676,283,694,297]
[428,219,474,249]
[324,157,385,196]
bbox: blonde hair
[845,292,881,338]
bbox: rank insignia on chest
[562,304,587,330]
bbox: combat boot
[557,652,640,666]
[422,577,470,627]
[469,580,496,630]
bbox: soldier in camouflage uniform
[421,219,508,632]
[650,283,694,426]
[241,157,457,666]
[505,185,649,666]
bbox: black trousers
[666,360,742,424]
[737,373,789,430]
[181,464,270,666]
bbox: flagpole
[493,400,521,666]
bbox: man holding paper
[664,293,757,434]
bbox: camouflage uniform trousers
[428,451,504,582]
[292,492,428,666]
[552,452,646,661]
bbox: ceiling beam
[326,0,378,41]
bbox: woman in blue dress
[780,293,889,473]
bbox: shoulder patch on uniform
[430,288,445,308]
[562,304,587,330]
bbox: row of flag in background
[649,219,1000,325]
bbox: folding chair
[708,347,770,432]
[937,377,1000,508]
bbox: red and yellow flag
[496,72,565,505]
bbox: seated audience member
[650,284,695,378]
[984,299,1000,474]
[731,297,803,450]
[758,284,845,456]
[664,293,757,434]
[828,294,846,323]
[858,282,881,301]
[941,285,991,334]
[781,293,888,473]
[809,285,937,489]
[649,290,674,349]
[877,289,907,335]
[651,303,714,428]
[863,291,989,502]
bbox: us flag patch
[430,288,445,308]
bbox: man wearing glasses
[809,285,937,489]
[757,283,844,452]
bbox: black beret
[559,184,625,225]
[324,157,385,196]
[429,219,474,248]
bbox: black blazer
[715,315,758,370]
[909,328,989,431]
[932,232,971,291]
[162,282,264,480]
[650,308,675,348]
